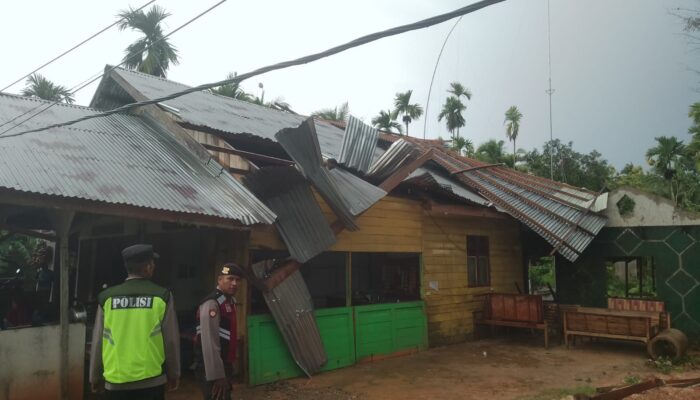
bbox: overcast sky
[2,0,698,168]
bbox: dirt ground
[168,335,699,400]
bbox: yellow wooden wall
[249,194,524,346]
[422,213,523,345]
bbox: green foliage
[648,354,699,373]
[393,90,423,136]
[475,139,508,165]
[521,139,615,191]
[529,257,554,293]
[117,5,179,77]
[438,96,466,139]
[616,194,636,216]
[623,375,641,385]
[21,74,74,104]
[504,105,523,164]
[211,72,253,102]
[372,109,402,134]
[312,102,349,122]
[450,137,474,157]
[0,232,37,277]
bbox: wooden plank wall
[250,195,423,253]
[422,212,524,345]
[186,128,250,172]
[249,194,524,346]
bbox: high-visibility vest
[98,278,170,384]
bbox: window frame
[467,235,491,287]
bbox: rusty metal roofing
[275,118,359,230]
[338,115,378,174]
[425,146,607,262]
[0,93,276,226]
[243,167,336,263]
[91,67,349,158]
[251,259,327,376]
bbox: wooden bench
[607,297,671,330]
[563,307,663,348]
[473,293,549,348]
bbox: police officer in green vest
[89,244,180,400]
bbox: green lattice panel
[640,226,677,241]
[665,229,695,254]
[672,313,700,336]
[682,243,700,282]
[667,270,696,296]
[616,229,642,254]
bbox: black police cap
[122,244,160,264]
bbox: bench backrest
[607,297,665,312]
[482,293,544,324]
[565,310,651,338]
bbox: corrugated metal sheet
[251,259,327,377]
[404,167,491,206]
[329,167,386,216]
[243,167,336,263]
[429,148,607,262]
[338,115,378,174]
[0,93,276,225]
[92,67,350,159]
[275,118,358,230]
[367,139,421,181]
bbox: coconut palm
[451,136,474,157]
[211,72,252,101]
[117,5,179,77]
[312,102,349,122]
[393,90,423,136]
[504,106,523,165]
[372,110,402,134]
[437,96,466,139]
[21,74,74,104]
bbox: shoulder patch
[209,309,217,318]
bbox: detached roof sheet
[243,167,336,263]
[93,67,349,158]
[404,167,491,206]
[0,94,276,225]
[338,115,378,174]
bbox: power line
[0,0,157,93]
[423,16,463,140]
[2,0,507,140]
[546,0,555,179]
[0,0,228,136]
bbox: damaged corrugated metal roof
[426,146,607,262]
[275,118,359,230]
[338,115,378,174]
[367,139,422,181]
[328,167,386,216]
[243,166,336,263]
[251,259,327,377]
[404,167,492,207]
[0,93,276,226]
[91,66,351,159]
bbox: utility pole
[546,0,554,180]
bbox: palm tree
[21,74,74,104]
[448,82,472,102]
[211,72,253,101]
[393,90,423,136]
[117,5,179,77]
[504,106,523,166]
[372,110,402,134]
[437,96,466,138]
[451,136,474,157]
[312,102,349,122]
[476,139,507,164]
[646,136,686,204]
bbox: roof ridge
[0,92,98,112]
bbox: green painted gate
[247,301,427,385]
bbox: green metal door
[247,307,355,385]
[354,301,427,362]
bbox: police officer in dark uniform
[194,263,244,400]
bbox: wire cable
[0,0,228,136]
[1,0,506,140]
[422,16,463,139]
[0,0,157,93]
